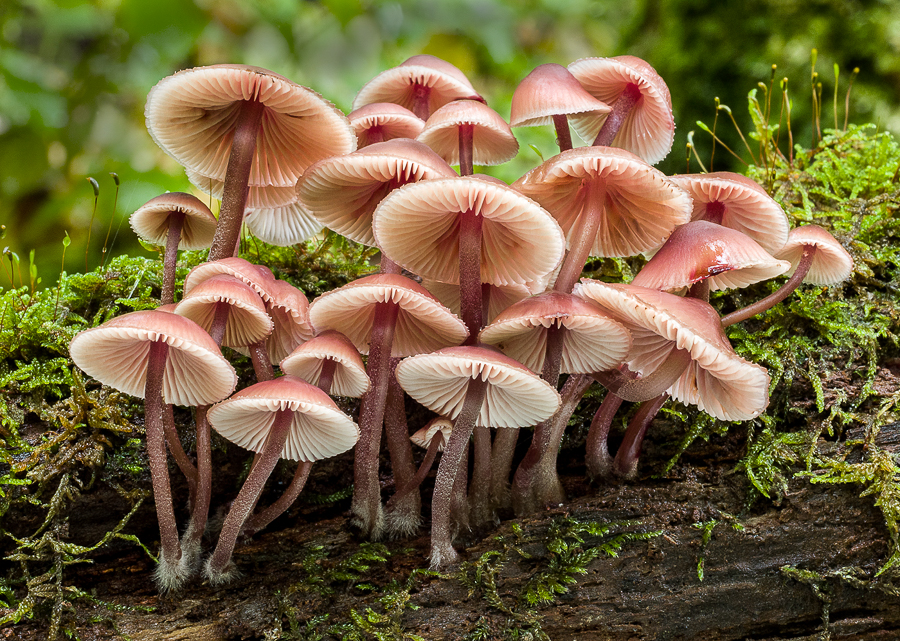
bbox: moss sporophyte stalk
[2,52,900,638]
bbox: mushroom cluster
[69,54,855,588]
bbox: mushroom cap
[512,146,692,258]
[207,375,359,462]
[773,224,854,285]
[243,201,324,247]
[667,172,790,254]
[255,278,316,363]
[509,63,612,128]
[395,345,561,429]
[129,192,218,250]
[352,54,481,115]
[348,103,426,146]
[297,138,457,247]
[280,330,370,398]
[308,273,468,357]
[410,417,454,451]
[422,280,531,324]
[567,55,675,165]
[416,100,519,166]
[478,292,631,374]
[183,257,276,302]
[69,309,237,406]
[576,280,770,421]
[373,176,565,286]
[146,64,356,188]
[631,220,791,293]
[174,274,273,348]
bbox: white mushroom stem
[144,340,185,591]
[209,99,265,262]
[205,408,293,582]
[593,82,642,147]
[552,114,574,152]
[721,245,817,327]
[459,208,484,342]
[240,460,313,538]
[612,392,669,480]
[553,178,608,294]
[161,212,185,305]
[430,377,488,569]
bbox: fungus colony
[69,54,854,590]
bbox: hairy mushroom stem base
[205,408,293,583]
[553,178,608,294]
[593,82,643,147]
[430,377,488,569]
[721,245,817,327]
[553,114,574,152]
[209,99,265,262]
[161,212,185,305]
[384,365,421,537]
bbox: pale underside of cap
[668,172,790,255]
[416,100,519,166]
[260,279,315,363]
[175,275,273,348]
[69,310,236,406]
[349,103,426,146]
[395,346,561,428]
[568,56,675,165]
[129,192,218,250]
[207,377,359,462]
[183,257,276,302]
[410,418,453,451]
[297,139,457,246]
[513,146,692,258]
[373,177,565,286]
[146,65,356,187]
[510,63,612,128]
[280,330,368,397]
[308,275,468,357]
[774,224,854,286]
[576,280,770,420]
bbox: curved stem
[553,178,607,294]
[459,208,484,343]
[552,114,573,152]
[593,83,642,147]
[592,347,692,403]
[209,99,265,262]
[387,436,441,510]
[585,387,626,480]
[162,402,197,501]
[459,124,475,176]
[384,363,420,536]
[351,302,400,539]
[721,245,816,327]
[205,408,293,582]
[240,460,313,538]
[612,393,669,480]
[430,378,487,569]
[161,213,185,305]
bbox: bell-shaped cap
[668,172,790,254]
[207,376,359,462]
[576,280,770,421]
[395,345,561,428]
[349,103,426,147]
[308,273,468,357]
[146,64,356,187]
[258,279,316,363]
[510,63,611,128]
[478,292,631,374]
[410,418,454,452]
[773,224,854,285]
[175,274,273,348]
[513,146,692,258]
[373,176,565,286]
[353,54,481,116]
[130,192,217,250]
[298,138,457,246]
[183,257,276,302]
[69,309,237,406]
[417,100,519,167]
[632,220,790,293]
[280,330,369,398]
[568,56,674,165]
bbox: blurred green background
[2,0,899,287]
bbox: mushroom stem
[317,358,337,394]
[144,340,186,591]
[411,84,431,121]
[459,208,484,342]
[240,460,313,538]
[430,377,488,569]
[512,373,593,515]
[162,403,197,501]
[592,347,692,403]
[205,408,293,583]
[209,99,265,262]
[553,178,608,294]
[721,245,817,327]
[489,425,517,514]
[351,301,400,539]
[585,385,627,480]
[459,124,475,176]
[468,425,493,529]
[249,341,274,382]
[703,200,726,225]
[611,392,669,480]
[384,365,421,537]
[208,301,231,347]
[552,114,573,152]
[386,435,442,511]
[593,82,642,147]
[161,213,185,305]
[366,126,385,145]
[183,405,212,561]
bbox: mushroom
[348,103,425,146]
[385,418,453,514]
[69,310,236,590]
